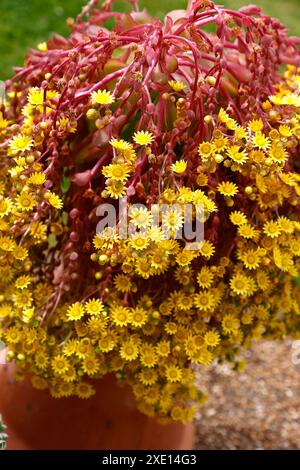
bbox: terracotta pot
[0,356,195,450]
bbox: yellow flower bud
[206,76,216,86]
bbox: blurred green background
[0,0,299,80]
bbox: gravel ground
[195,340,300,450]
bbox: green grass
[0,0,299,79]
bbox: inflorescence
[0,0,300,423]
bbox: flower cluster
[0,0,300,423]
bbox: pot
[0,352,194,450]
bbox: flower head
[217,181,238,197]
[171,160,187,174]
[91,90,115,105]
[1,0,300,426]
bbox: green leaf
[61,174,71,194]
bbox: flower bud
[69,208,79,219]
[69,252,79,261]
[206,76,217,87]
[165,55,178,73]
[86,108,99,120]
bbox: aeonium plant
[0,0,300,423]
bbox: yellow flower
[230,273,251,295]
[139,369,158,385]
[162,207,184,233]
[193,346,213,365]
[15,275,32,290]
[13,246,28,260]
[75,339,92,358]
[226,117,237,130]
[198,142,213,159]
[165,321,177,336]
[171,406,185,421]
[250,149,265,163]
[0,198,13,217]
[63,339,78,357]
[217,181,238,197]
[52,355,70,375]
[199,240,215,258]
[176,249,195,266]
[9,134,33,153]
[171,160,187,174]
[240,250,261,270]
[114,274,132,293]
[85,298,105,316]
[30,221,47,241]
[238,224,258,240]
[218,108,233,124]
[98,332,117,352]
[227,145,248,164]
[130,307,148,327]
[120,341,139,361]
[197,267,214,289]
[31,376,48,390]
[91,89,115,105]
[234,126,247,140]
[135,258,152,278]
[278,124,292,137]
[156,340,170,357]
[140,344,158,367]
[28,87,44,106]
[204,330,220,347]
[252,131,271,150]
[28,172,46,185]
[230,211,247,226]
[67,302,85,321]
[46,192,63,209]
[102,163,131,181]
[269,143,288,163]
[212,135,228,152]
[168,80,185,92]
[16,192,36,211]
[5,326,22,344]
[133,130,154,146]
[37,42,48,51]
[263,220,281,238]
[35,351,49,370]
[105,179,127,199]
[130,234,150,250]
[0,236,16,251]
[109,138,132,151]
[278,216,294,234]
[194,291,215,311]
[111,305,131,327]
[129,206,152,228]
[165,365,182,383]
[14,156,27,167]
[76,382,95,399]
[82,355,100,375]
[0,118,10,131]
[248,118,264,132]
[222,314,240,335]
[62,366,77,383]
